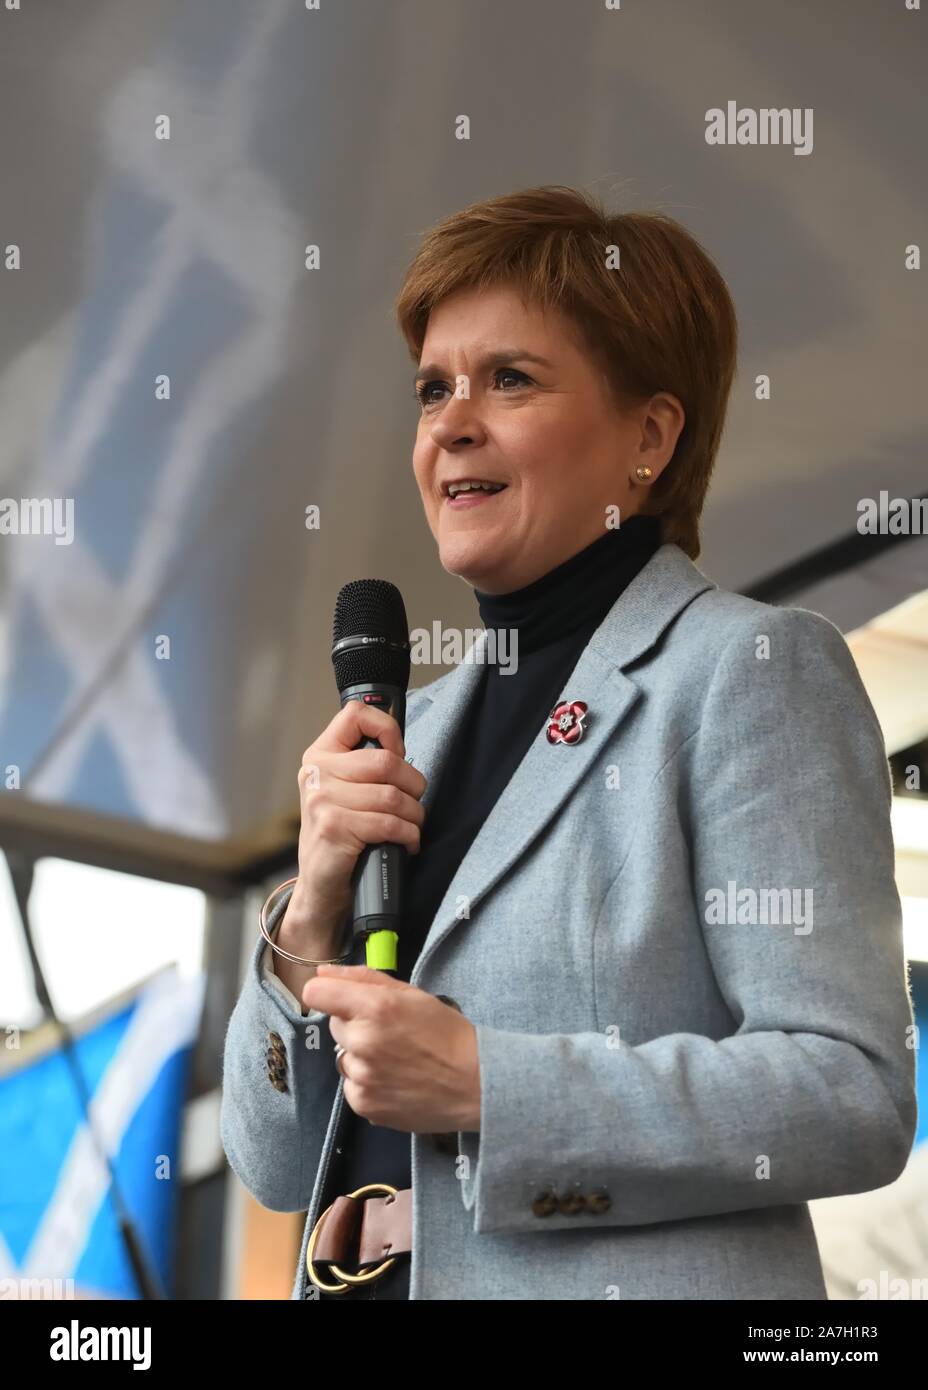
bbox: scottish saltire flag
[0,0,305,845]
[0,969,204,1299]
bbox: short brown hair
[394,185,738,560]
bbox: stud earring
[636,465,653,481]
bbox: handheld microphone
[331,579,411,972]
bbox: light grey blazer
[220,542,917,1300]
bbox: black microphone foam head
[331,579,411,693]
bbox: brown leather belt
[306,1184,412,1295]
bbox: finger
[325,1014,346,1048]
[308,774,426,828]
[318,746,427,800]
[319,1014,365,1060]
[316,703,406,757]
[303,981,347,1023]
[302,972,405,1019]
[315,964,407,986]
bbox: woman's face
[412,284,683,594]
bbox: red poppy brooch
[546,699,589,745]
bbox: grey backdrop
[0,0,923,876]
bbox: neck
[474,515,662,656]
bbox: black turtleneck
[313,515,662,1301]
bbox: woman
[221,186,917,1301]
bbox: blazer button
[266,1047,287,1068]
[269,1073,288,1093]
[268,1031,285,1052]
[557,1189,587,1215]
[586,1188,612,1215]
[531,1190,558,1217]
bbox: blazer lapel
[407,543,717,985]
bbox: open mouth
[444,481,508,507]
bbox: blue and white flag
[0,969,204,1299]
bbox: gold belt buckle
[306,1183,399,1295]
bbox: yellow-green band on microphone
[365,929,398,971]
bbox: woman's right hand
[280,701,427,959]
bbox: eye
[494,368,529,391]
[415,380,446,407]
[414,367,530,408]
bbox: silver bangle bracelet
[258,877,353,966]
